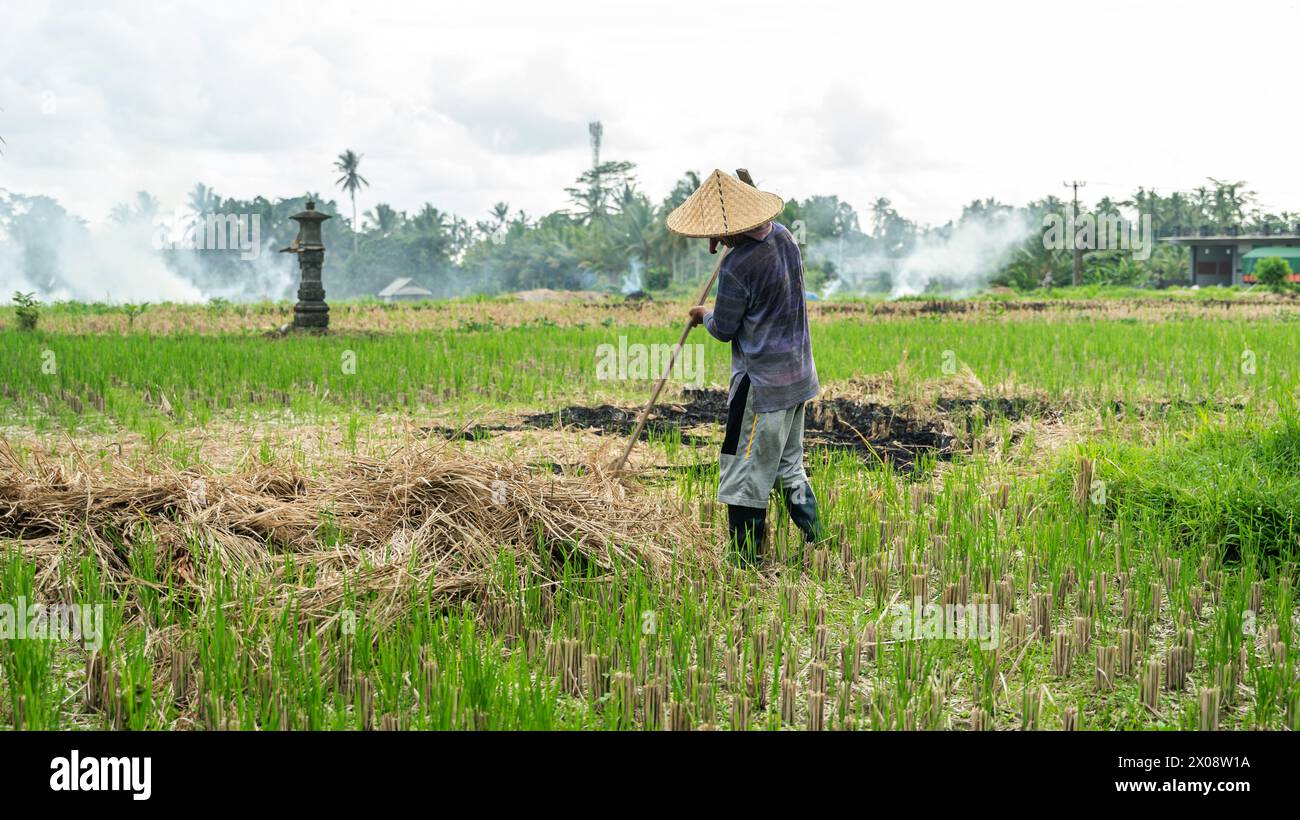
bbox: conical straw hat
[666,169,784,237]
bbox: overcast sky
[3,0,1298,230]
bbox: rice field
[0,291,1297,731]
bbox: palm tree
[333,149,370,252]
[1164,192,1193,234]
[564,122,637,224]
[188,183,218,216]
[411,204,448,234]
[616,187,659,269]
[1191,186,1213,229]
[491,202,510,233]
[1207,178,1254,229]
[363,203,403,235]
[661,171,701,281]
[109,191,161,224]
[447,215,475,261]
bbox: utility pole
[589,121,602,171]
[1064,181,1087,286]
[588,122,603,220]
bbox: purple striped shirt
[703,222,819,413]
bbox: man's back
[703,222,819,413]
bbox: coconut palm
[333,149,370,252]
[109,191,161,224]
[491,202,510,233]
[660,171,701,281]
[189,183,219,216]
[411,204,448,234]
[614,185,658,265]
[1207,178,1254,228]
[363,203,403,236]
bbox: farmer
[667,169,823,565]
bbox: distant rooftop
[1163,232,1300,245]
[377,276,434,298]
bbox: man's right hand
[687,306,708,328]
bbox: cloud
[0,0,1296,241]
[429,52,595,156]
[814,86,905,168]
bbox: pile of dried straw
[0,441,707,629]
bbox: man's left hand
[687,306,708,328]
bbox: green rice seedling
[0,550,65,729]
[115,627,156,730]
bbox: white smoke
[890,210,1033,297]
[620,256,645,295]
[0,191,296,304]
[158,216,298,303]
[0,192,197,302]
[74,220,207,303]
[0,230,37,296]
[819,209,1034,298]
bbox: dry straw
[0,440,709,632]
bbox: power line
[1057,179,1297,210]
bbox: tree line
[4,121,1298,301]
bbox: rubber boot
[726,505,767,567]
[780,482,824,545]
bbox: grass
[1,314,1295,431]
[0,292,1296,731]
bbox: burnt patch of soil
[801,397,953,466]
[521,389,954,469]
[934,396,1046,420]
[932,396,1063,435]
[418,423,512,442]
[520,400,718,448]
[1108,397,1248,419]
[419,389,1088,469]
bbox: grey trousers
[718,374,809,508]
